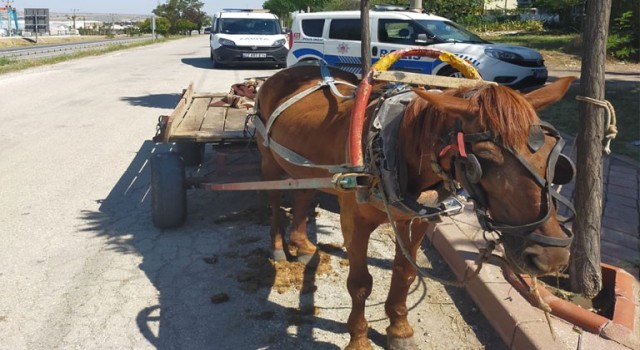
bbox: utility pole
[71,8,78,29]
[409,0,422,12]
[5,0,14,36]
[360,0,370,75]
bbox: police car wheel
[438,66,464,78]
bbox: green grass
[484,32,581,55]
[539,82,640,161]
[0,36,175,75]
[485,32,639,161]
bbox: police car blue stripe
[292,48,324,59]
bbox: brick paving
[560,142,640,278]
[601,155,640,277]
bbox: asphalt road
[0,36,506,349]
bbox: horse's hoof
[387,335,417,350]
[297,251,319,266]
[272,249,287,261]
[344,339,373,350]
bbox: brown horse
[254,63,575,349]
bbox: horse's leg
[260,149,288,261]
[289,189,317,264]
[266,189,287,261]
[339,196,380,350]
[385,219,430,350]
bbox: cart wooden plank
[175,96,210,133]
[157,83,254,144]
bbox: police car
[210,9,289,68]
[286,8,548,89]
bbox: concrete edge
[427,211,639,350]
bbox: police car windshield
[415,20,487,44]
[220,18,281,35]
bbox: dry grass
[0,35,111,48]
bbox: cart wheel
[151,152,187,229]
[175,142,204,166]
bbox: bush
[608,11,638,61]
[462,18,544,33]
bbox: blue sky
[13,1,267,15]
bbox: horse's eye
[475,150,494,159]
[473,145,503,163]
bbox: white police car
[286,8,548,89]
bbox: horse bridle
[443,121,575,248]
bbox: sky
[11,1,268,15]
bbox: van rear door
[322,18,363,75]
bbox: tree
[175,18,196,35]
[153,0,208,34]
[570,0,612,298]
[139,16,171,35]
[423,0,484,22]
[264,0,296,27]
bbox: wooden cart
[151,83,261,228]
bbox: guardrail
[0,36,154,59]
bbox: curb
[427,206,640,350]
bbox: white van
[287,8,548,89]
[210,9,289,68]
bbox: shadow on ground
[78,140,351,349]
[120,93,182,109]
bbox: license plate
[242,53,267,58]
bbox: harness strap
[254,115,349,171]
[263,82,326,146]
[253,63,357,172]
[320,60,357,99]
[446,122,575,248]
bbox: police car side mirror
[415,33,434,45]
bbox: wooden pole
[360,0,371,75]
[569,0,612,298]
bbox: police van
[210,9,289,68]
[287,8,548,89]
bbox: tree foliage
[152,0,209,34]
[139,16,172,35]
[533,0,638,61]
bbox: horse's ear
[524,76,575,110]
[412,88,478,118]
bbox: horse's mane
[406,84,540,151]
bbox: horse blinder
[449,126,575,248]
[528,124,575,185]
[553,153,575,185]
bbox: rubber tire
[151,152,187,229]
[175,142,204,166]
[211,51,224,69]
[437,66,464,78]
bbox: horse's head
[414,77,576,276]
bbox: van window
[219,18,281,35]
[378,19,422,44]
[301,19,324,37]
[414,20,486,43]
[328,19,361,41]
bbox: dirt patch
[197,189,507,349]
